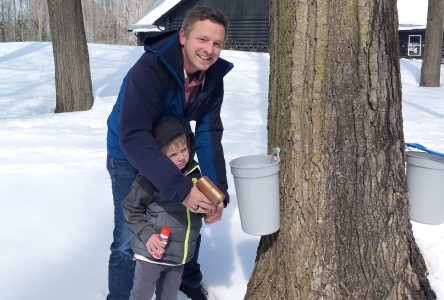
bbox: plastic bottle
[152,226,170,259]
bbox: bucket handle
[271,147,281,162]
[405,143,444,158]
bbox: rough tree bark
[0,0,5,41]
[245,0,436,299]
[420,0,444,87]
[37,0,44,41]
[12,0,16,41]
[47,0,93,112]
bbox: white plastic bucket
[406,151,444,225]
[229,155,280,235]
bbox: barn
[398,25,426,57]
[398,25,444,60]
[129,0,443,59]
[128,0,269,51]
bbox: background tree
[420,0,444,87]
[0,0,5,40]
[11,0,15,40]
[0,0,155,44]
[47,0,93,112]
[245,0,436,299]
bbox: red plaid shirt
[184,70,205,107]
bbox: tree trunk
[420,0,444,87]
[47,0,93,112]
[12,0,16,41]
[245,0,436,299]
[0,0,5,41]
[37,0,43,41]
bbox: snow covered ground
[0,40,443,299]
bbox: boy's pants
[106,155,203,300]
[130,260,184,300]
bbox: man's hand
[182,185,216,215]
[204,202,224,224]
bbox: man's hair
[181,6,228,37]
[161,133,188,154]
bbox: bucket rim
[406,151,444,163]
[229,154,280,169]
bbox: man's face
[164,142,190,170]
[179,20,225,74]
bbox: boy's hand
[204,202,224,224]
[182,185,216,214]
[146,234,166,257]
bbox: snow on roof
[129,0,429,32]
[128,0,182,32]
[398,24,427,31]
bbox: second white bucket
[229,154,280,235]
[406,151,444,225]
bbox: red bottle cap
[161,226,171,237]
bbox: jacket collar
[144,30,234,89]
[184,160,199,177]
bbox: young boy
[123,116,203,300]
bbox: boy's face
[164,142,190,170]
[179,19,225,74]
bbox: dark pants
[181,234,203,288]
[106,155,202,300]
[130,261,184,300]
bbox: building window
[408,35,422,56]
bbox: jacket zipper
[182,164,199,263]
[182,208,191,264]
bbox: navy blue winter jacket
[106,30,233,205]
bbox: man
[106,6,233,300]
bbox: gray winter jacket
[123,116,202,264]
[123,160,202,265]
[123,161,202,264]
